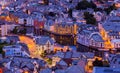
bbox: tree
[68,9,73,17]
[84,12,97,25]
[0,42,9,57]
[90,1,97,9]
[69,0,72,3]
[49,12,56,17]
[19,28,26,34]
[94,8,103,12]
[40,50,46,58]
[103,60,110,67]
[76,0,96,10]
[46,58,52,65]
[93,58,103,67]
[104,4,116,15]
[12,26,18,34]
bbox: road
[19,36,38,58]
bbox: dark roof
[35,36,54,45]
[7,36,20,43]
[90,33,104,42]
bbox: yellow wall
[54,23,78,35]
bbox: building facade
[3,45,29,57]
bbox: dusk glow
[0,0,120,73]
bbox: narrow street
[19,36,41,58]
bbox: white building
[34,36,55,54]
[93,11,104,22]
[0,24,7,36]
[0,22,18,36]
[98,10,120,49]
[3,45,29,57]
[77,25,104,49]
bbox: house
[1,56,46,73]
[77,24,104,51]
[52,56,61,67]
[3,45,30,57]
[108,54,120,68]
[39,68,52,73]
[98,10,120,49]
[93,11,104,22]
[6,36,20,44]
[55,69,65,73]
[0,20,18,36]
[57,60,68,69]
[89,33,104,48]
[9,11,29,24]
[111,39,120,49]
[35,36,55,54]
[0,22,7,36]
[93,67,120,73]
[54,22,78,35]
[44,19,55,31]
[72,51,81,59]
[26,26,34,37]
[34,20,45,29]
[65,65,85,73]
[64,51,73,59]
[54,51,65,58]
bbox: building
[3,45,30,57]
[0,20,18,36]
[77,24,105,52]
[98,10,120,49]
[108,54,120,68]
[0,24,7,36]
[93,11,105,22]
[89,32,104,48]
[93,67,120,73]
[34,36,55,54]
[9,11,29,24]
[54,22,78,35]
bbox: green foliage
[84,12,97,25]
[41,52,45,58]
[0,42,9,56]
[46,58,52,65]
[40,50,47,58]
[12,26,26,35]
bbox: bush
[84,12,97,25]
[76,0,96,10]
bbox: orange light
[99,28,113,49]
[94,56,102,60]
[24,71,29,73]
[19,36,36,57]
